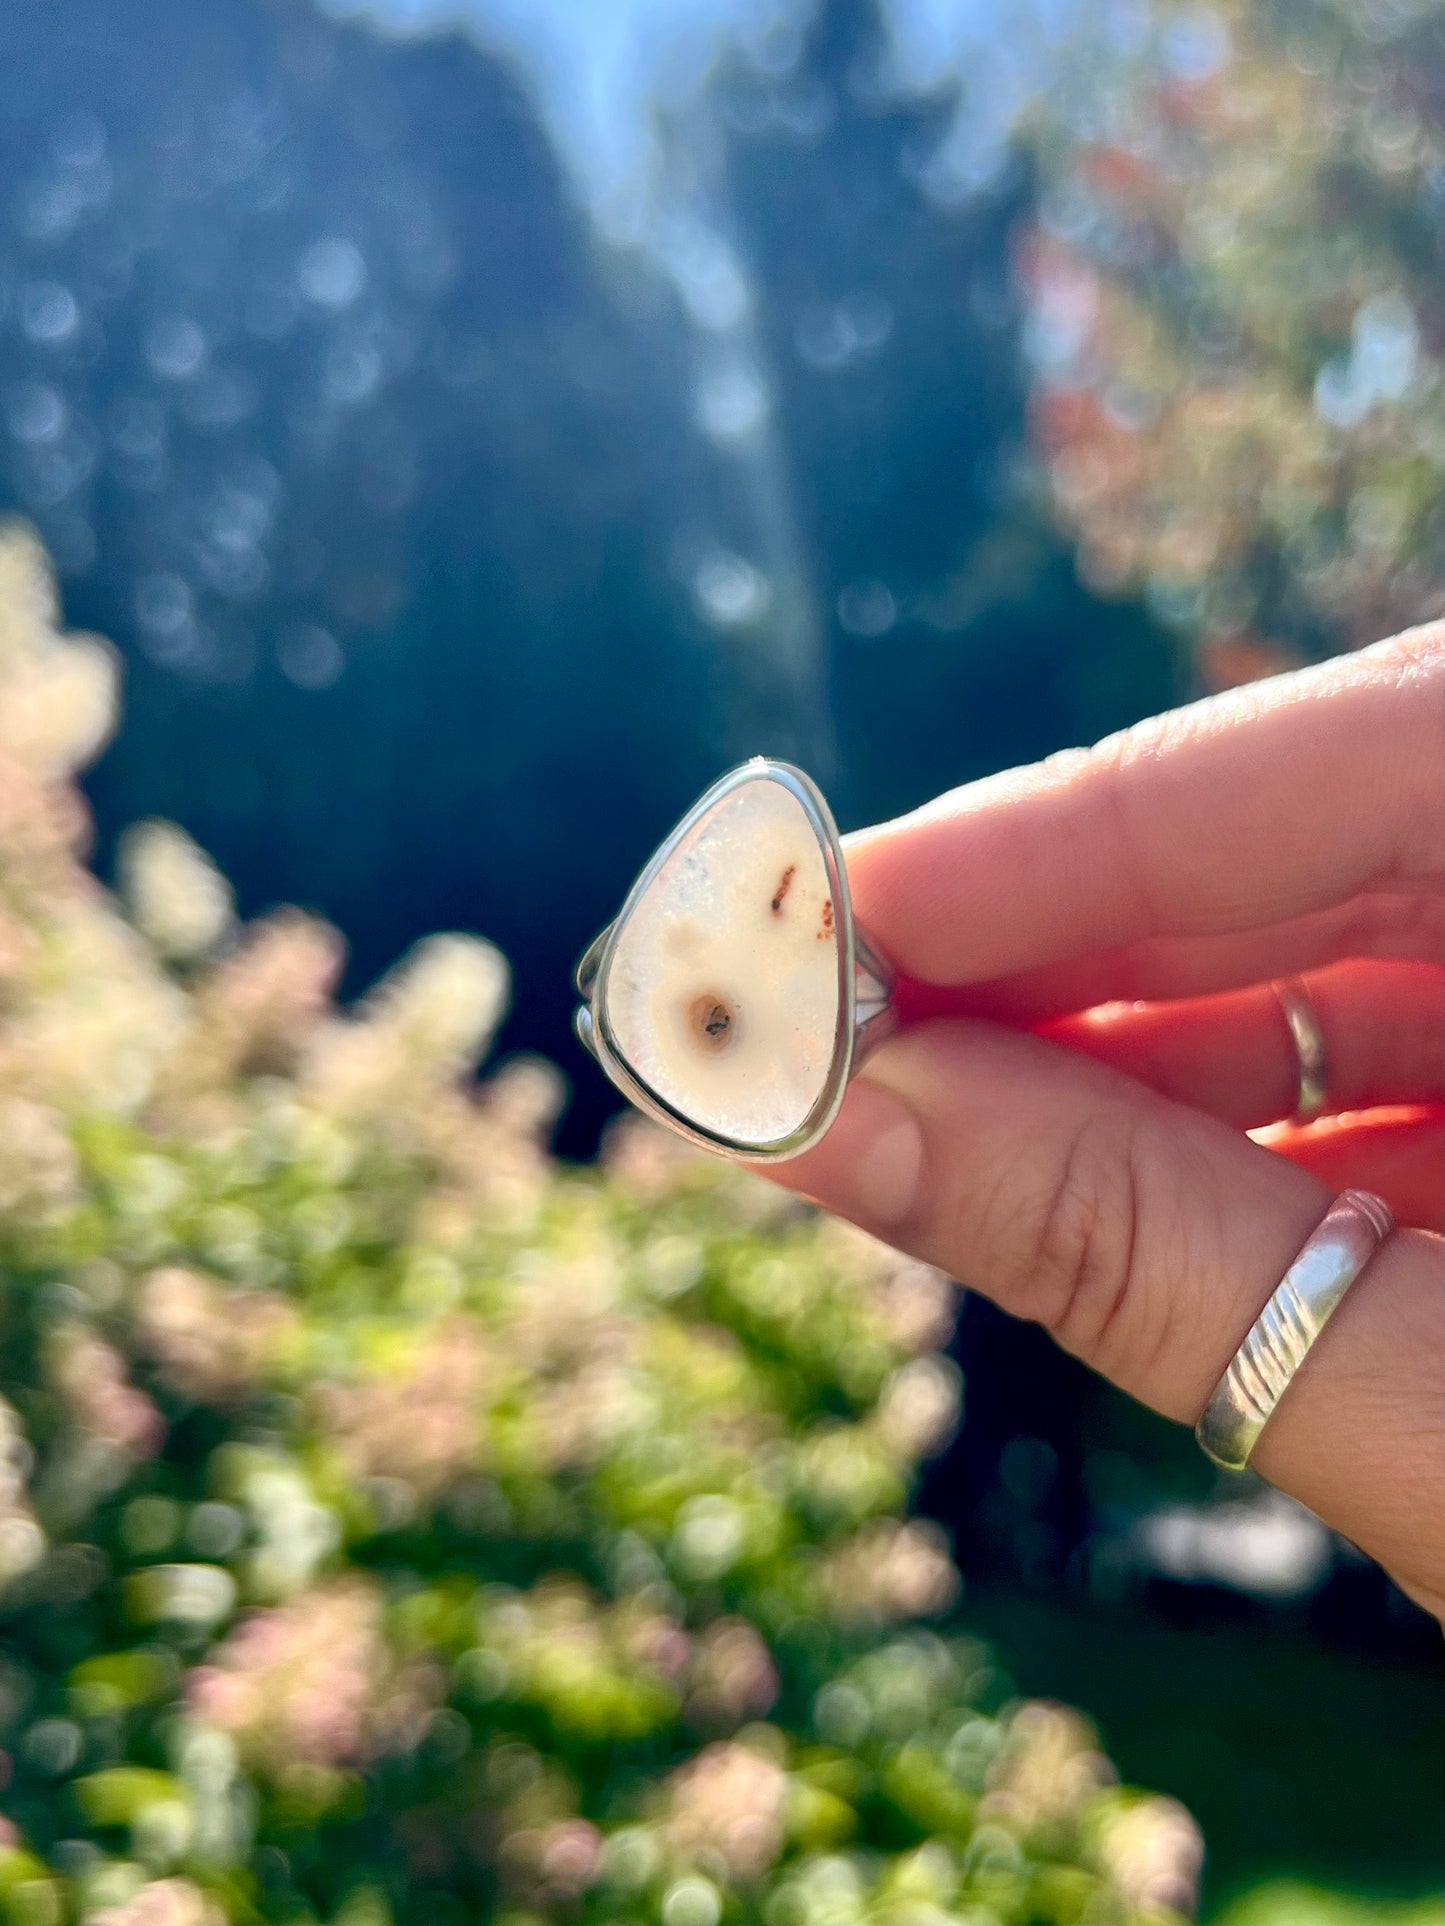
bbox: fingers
[1257,1108,1444,1233]
[1250,1206,1444,1621]
[894,890,1443,1027]
[1040,961,1444,1130]
[781,1022,1324,1422]
[847,625,1443,987]
[769,1020,1444,1611]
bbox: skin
[762,621,1445,1617]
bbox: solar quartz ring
[574,759,896,1162]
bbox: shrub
[0,529,1200,1923]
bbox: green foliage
[0,530,1201,1922]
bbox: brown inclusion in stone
[687,993,737,1052]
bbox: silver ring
[1274,974,1329,1123]
[574,759,895,1163]
[1195,1188,1394,1472]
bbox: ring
[1274,974,1329,1123]
[1195,1188,1394,1472]
[574,758,895,1162]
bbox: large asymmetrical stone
[600,771,842,1149]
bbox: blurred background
[0,0,1441,1918]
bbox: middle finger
[891,889,1443,1029]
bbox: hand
[767,624,1444,1615]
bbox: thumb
[765,1020,1444,1612]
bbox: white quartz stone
[603,774,842,1147]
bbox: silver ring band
[1196,1188,1394,1472]
[1274,974,1329,1123]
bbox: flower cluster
[187,1578,440,1777]
[0,531,1201,1922]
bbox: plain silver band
[1274,975,1329,1123]
[1196,1189,1394,1472]
[849,929,897,1066]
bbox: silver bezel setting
[573,758,893,1163]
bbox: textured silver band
[1196,1189,1395,1472]
[1274,975,1329,1123]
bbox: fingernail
[857,1100,925,1224]
[793,1077,924,1228]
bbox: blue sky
[318,0,1059,217]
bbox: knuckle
[1072,727,1174,932]
[1008,1111,1145,1368]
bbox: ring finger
[1039,959,1444,1130]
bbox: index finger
[849,624,1443,987]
